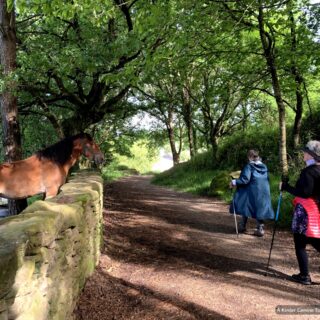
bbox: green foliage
[115,139,158,174]
[268,173,295,228]
[0,116,59,162]
[101,137,159,181]
[301,111,320,141]
[183,151,214,170]
[14,0,170,136]
[6,0,14,12]
[208,171,232,197]
[216,126,281,172]
[21,116,59,157]
[152,162,215,196]
[27,194,43,206]
[3,0,317,162]
[101,162,129,182]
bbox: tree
[0,0,27,214]
[218,0,319,174]
[14,0,169,136]
[182,80,196,158]
[188,67,258,160]
[218,0,289,175]
[257,0,288,175]
[134,81,184,166]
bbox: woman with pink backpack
[281,140,320,285]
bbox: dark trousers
[241,216,264,227]
[293,233,320,276]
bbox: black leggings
[293,233,320,276]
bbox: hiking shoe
[253,226,264,237]
[291,273,312,285]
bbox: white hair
[305,140,320,161]
[306,140,320,156]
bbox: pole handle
[275,191,282,222]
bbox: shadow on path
[75,176,320,320]
[74,266,232,320]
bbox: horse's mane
[36,133,93,165]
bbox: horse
[0,133,104,200]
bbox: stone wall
[0,170,103,320]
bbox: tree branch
[114,0,133,31]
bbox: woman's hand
[279,179,289,191]
[229,181,236,189]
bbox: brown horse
[0,133,104,199]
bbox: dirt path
[74,176,320,320]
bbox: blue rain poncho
[230,161,274,220]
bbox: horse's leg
[45,186,60,199]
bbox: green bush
[208,171,231,197]
[114,139,158,174]
[301,111,320,141]
[216,126,280,171]
[188,150,215,170]
[101,162,128,181]
[152,162,216,196]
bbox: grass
[152,162,216,196]
[101,162,135,182]
[27,194,44,206]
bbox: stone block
[0,170,103,320]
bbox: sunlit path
[74,176,320,320]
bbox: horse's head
[80,135,105,165]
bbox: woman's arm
[235,164,252,186]
[282,169,314,198]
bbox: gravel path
[74,175,320,320]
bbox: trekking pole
[233,193,239,237]
[230,176,239,237]
[265,190,282,275]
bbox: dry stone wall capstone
[0,170,103,320]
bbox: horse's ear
[83,132,93,141]
[74,132,88,140]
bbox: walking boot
[291,273,312,285]
[238,222,247,233]
[254,224,264,237]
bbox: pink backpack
[293,197,320,238]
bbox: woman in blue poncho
[230,149,274,237]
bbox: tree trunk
[211,135,218,166]
[167,126,180,166]
[0,0,27,214]
[166,108,180,166]
[289,7,303,148]
[292,79,303,148]
[182,85,195,158]
[258,3,288,176]
[193,127,198,153]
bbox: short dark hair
[247,149,260,160]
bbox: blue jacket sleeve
[235,164,252,186]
